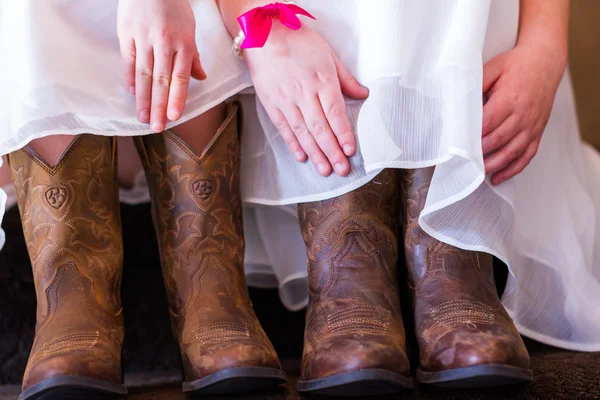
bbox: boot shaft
[8,135,124,319]
[400,167,495,287]
[298,169,401,298]
[135,102,246,313]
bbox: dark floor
[1,203,599,399]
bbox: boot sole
[297,369,413,396]
[417,364,533,388]
[182,366,287,395]
[19,376,127,400]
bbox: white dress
[1,0,599,352]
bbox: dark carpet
[1,203,599,399]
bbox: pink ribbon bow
[237,2,316,49]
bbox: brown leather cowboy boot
[296,170,413,396]
[135,101,285,395]
[401,167,532,387]
[8,135,127,400]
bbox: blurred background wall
[569,0,600,147]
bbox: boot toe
[423,328,530,373]
[23,352,121,392]
[183,339,282,382]
[302,335,410,381]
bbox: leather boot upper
[135,102,281,382]
[401,167,530,373]
[8,135,124,391]
[298,169,410,381]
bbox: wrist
[218,0,272,38]
[516,0,569,74]
[230,2,311,60]
[516,38,568,76]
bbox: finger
[482,114,519,155]
[300,95,350,176]
[318,84,356,157]
[167,50,193,121]
[266,107,306,162]
[333,53,369,100]
[191,50,207,81]
[284,105,332,176]
[482,53,505,94]
[491,140,539,185]
[484,131,531,175]
[150,46,176,132]
[120,38,136,95]
[135,47,154,123]
[482,92,512,136]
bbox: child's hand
[482,43,566,185]
[244,25,369,177]
[117,0,206,133]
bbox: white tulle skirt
[1,0,599,352]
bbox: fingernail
[343,144,354,156]
[139,109,150,123]
[167,108,181,121]
[334,163,346,175]
[151,121,163,132]
[129,86,135,95]
[294,151,305,161]
[317,163,329,175]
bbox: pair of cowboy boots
[9,101,285,400]
[296,168,532,396]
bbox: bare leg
[28,135,76,167]
[115,104,227,191]
[18,102,225,194]
[116,137,143,189]
[170,103,227,154]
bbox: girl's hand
[117,0,207,133]
[482,43,566,185]
[244,25,369,177]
